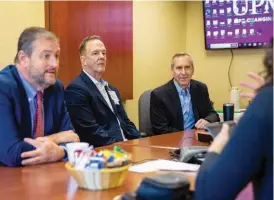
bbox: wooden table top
[120,129,209,149]
[0,131,252,200]
[0,139,196,200]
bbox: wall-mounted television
[203,0,273,50]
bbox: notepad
[129,160,200,173]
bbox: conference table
[0,130,252,200]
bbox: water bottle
[230,87,240,111]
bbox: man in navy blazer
[65,36,140,147]
[0,27,79,167]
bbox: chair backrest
[138,90,154,136]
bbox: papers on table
[129,159,200,173]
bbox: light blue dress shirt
[17,71,67,161]
[173,79,195,130]
[18,72,43,137]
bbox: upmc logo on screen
[204,0,273,49]
[233,0,273,16]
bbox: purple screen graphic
[203,0,273,49]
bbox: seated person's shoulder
[191,79,208,90]
[65,78,91,101]
[253,84,273,109]
[66,77,88,93]
[0,67,18,92]
[151,82,170,96]
[259,84,273,95]
[241,84,273,137]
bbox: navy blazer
[65,71,140,147]
[0,65,74,167]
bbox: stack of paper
[129,159,200,173]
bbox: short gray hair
[170,52,194,68]
[14,27,58,63]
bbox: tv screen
[203,0,273,49]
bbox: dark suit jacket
[0,65,74,167]
[150,79,220,134]
[65,71,140,147]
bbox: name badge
[108,91,120,105]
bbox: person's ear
[170,66,175,77]
[18,50,30,67]
[80,55,86,66]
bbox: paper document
[129,159,200,173]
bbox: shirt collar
[173,79,190,94]
[18,71,37,102]
[83,70,108,87]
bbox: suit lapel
[11,66,32,138]
[167,80,184,130]
[105,87,118,115]
[190,80,199,121]
[80,71,113,111]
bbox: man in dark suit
[150,53,219,134]
[0,27,79,167]
[65,36,140,147]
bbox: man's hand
[21,138,65,166]
[240,72,264,100]
[195,119,209,129]
[36,130,79,144]
[208,123,230,154]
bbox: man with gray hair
[0,27,79,167]
[65,35,140,147]
[150,52,219,134]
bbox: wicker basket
[65,162,131,190]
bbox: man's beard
[29,66,55,89]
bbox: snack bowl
[65,162,131,190]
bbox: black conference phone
[170,121,236,165]
[170,146,208,165]
[179,146,208,164]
